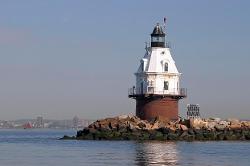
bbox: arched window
[164,81,169,90]
[164,63,168,72]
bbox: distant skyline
[0,1,250,120]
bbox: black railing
[128,87,187,97]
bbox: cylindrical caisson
[136,97,179,121]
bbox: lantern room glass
[151,36,165,43]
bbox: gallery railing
[128,87,187,97]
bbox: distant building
[0,121,14,128]
[34,116,44,128]
[72,116,94,129]
[72,116,79,129]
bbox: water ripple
[0,129,249,166]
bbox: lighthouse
[129,23,187,121]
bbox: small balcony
[128,87,187,99]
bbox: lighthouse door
[140,82,143,94]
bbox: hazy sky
[0,1,249,120]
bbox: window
[164,81,169,90]
[140,82,143,94]
[151,36,165,42]
[141,61,144,72]
[149,80,153,86]
[164,63,168,72]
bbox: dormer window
[164,63,168,72]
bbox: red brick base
[136,97,179,121]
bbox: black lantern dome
[151,23,165,48]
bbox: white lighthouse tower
[129,23,186,121]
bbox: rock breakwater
[64,115,250,141]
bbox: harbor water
[0,129,249,166]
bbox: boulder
[149,131,164,140]
[230,123,241,130]
[140,132,150,140]
[117,123,128,133]
[188,128,195,135]
[219,120,230,126]
[169,126,176,133]
[180,124,188,131]
[215,121,229,131]
[224,134,238,140]
[206,121,217,130]
[109,121,118,130]
[144,123,152,130]
[128,122,140,131]
[215,124,226,131]
[137,121,146,129]
[150,121,160,130]
[130,116,140,122]
[175,124,181,130]
[99,124,111,132]
[241,121,250,128]
[190,118,207,129]
[118,114,130,120]
[244,131,250,140]
[181,119,191,128]
[158,127,170,134]
[89,127,97,133]
[111,131,122,140]
[98,118,110,126]
[195,133,204,140]
[76,129,85,137]
[217,133,225,140]
[179,131,188,138]
[167,133,178,140]
[203,131,216,140]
